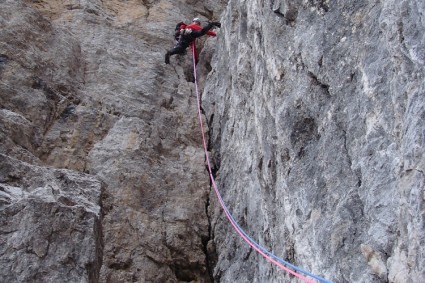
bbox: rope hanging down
[190,42,333,283]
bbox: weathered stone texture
[1,0,424,282]
[203,0,424,282]
[0,154,102,283]
[1,0,224,282]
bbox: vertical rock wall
[203,0,424,282]
[1,0,225,282]
[1,0,424,282]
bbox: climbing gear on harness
[182,28,192,35]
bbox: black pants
[168,43,190,56]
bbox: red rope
[190,42,315,283]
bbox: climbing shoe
[165,52,170,64]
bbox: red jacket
[186,23,217,37]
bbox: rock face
[0,0,424,282]
[0,154,103,283]
[202,0,425,282]
[1,0,224,282]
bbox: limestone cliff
[0,0,424,282]
[202,0,425,282]
[1,0,224,282]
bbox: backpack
[175,22,187,31]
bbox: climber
[165,18,221,64]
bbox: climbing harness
[182,28,193,35]
[191,42,333,283]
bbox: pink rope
[190,42,315,283]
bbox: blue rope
[213,179,333,283]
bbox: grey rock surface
[0,154,102,283]
[1,0,224,282]
[1,0,424,282]
[203,0,424,282]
